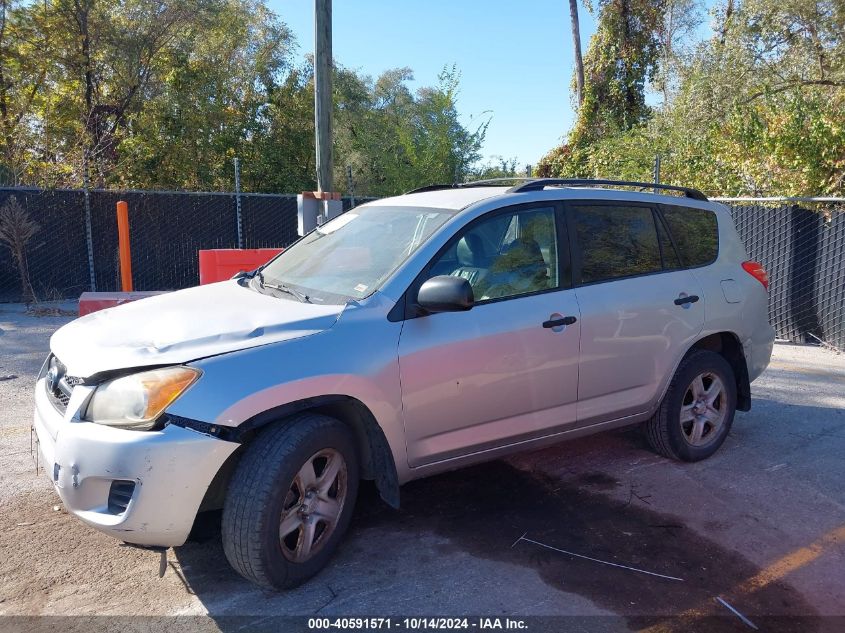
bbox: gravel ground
[1,303,843,631]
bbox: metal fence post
[116,200,133,292]
[346,165,355,208]
[234,157,244,248]
[653,155,661,193]
[82,151,97,291]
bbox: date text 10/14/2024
[307,618,528,630]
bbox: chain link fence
[0,187,842,351]
[724,200,845,351]
[0,187,369,302]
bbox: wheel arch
[198,395,400,514]
[686,331,751,411]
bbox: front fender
[165,301,411,482]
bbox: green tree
[0,0,49,184]
[541,0,845,196]
[0,0,488,194]
[572,0,663,144]
[42,0,218,186]
[471,156,521,180]
[115,0,295,190]
[333,65,487,196]
[248,64,315,193]
[540,0,665,178]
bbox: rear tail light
[742,261,769,291]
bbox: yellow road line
[638,524,845,632]
[735,525,845,594]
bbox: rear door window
[656,215,682,270]
[570,204,663,284]
[660,206,719,267]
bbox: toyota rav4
[32,178,774,589]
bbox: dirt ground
[1,302,844,631]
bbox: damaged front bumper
[32,376,239,547]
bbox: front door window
[427,206,559,301]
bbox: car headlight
[84,366,200,430]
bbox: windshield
[258,205,455,303]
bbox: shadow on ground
[174,426,822,633]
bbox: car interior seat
[481,237,550,299]
[450,233,490,287]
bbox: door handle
[543,315,577,328]
[674,294,700,306]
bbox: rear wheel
[644,350,737,462]
[222,413,359,589]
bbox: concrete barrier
[78,291,167,316]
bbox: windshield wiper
[270,284,311,303]
[256,273,311,303]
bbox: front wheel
[644,349,737,462]
[221,413,359,589]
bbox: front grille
[64,376,84,387]
[44,356,83,414]
[108,480,136,515]
[53,389,70,408]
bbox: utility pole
[298,0,341,235]
[314,0,333,192]
[569,0,585,107]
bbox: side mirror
[417,275,474,313]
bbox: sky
[266,0,599,169]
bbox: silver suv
[33,179,774,589]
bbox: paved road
[1,304,843,632]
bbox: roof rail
[404,177,535,195]
[405,177,708,201]
[459,177,535,187]
[507,178,708,201]
[404,184,455,194]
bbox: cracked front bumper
[33,377,239,547]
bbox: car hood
[51,281,346,377]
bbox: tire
[644,349,737,462]
[221,413,360,590]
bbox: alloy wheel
[279,448,348,563]
[679,371,727,447]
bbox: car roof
[363,184,721,213]
[364,186,509,211]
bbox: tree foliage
[333,65,487,196]
[541,0,845,196]
[470,156,523,180]
[573,0,663,144]
[0,0,486,195]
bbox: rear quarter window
[661,206,719,267]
